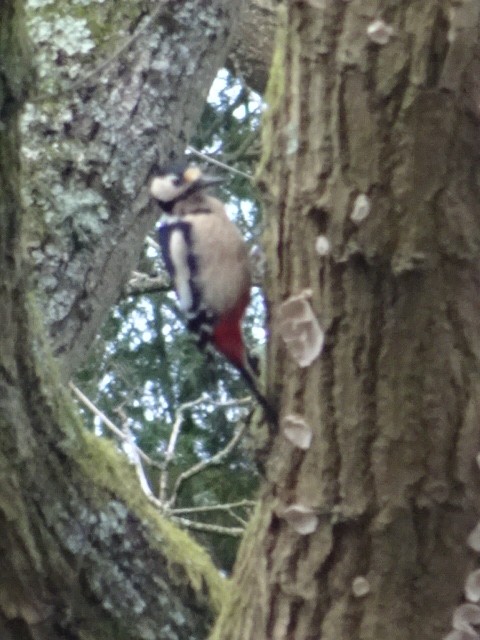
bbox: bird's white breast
[169,228,193,312]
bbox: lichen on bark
[23,0,243,377]
[0,1,239,638]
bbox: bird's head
[150,161,224,211]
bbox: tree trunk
[212,2,480,638]
[1,2,241,638]
[26,0,243,377]
[226,0,276,94]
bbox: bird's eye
[172,177,181,187]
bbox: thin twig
[122,416,156,499]
[69,383,170,509]
[68,382,162,469]
[170,516,244,537]
[159,394,251,503]
[170,499,256,515]
[71,382,253,523]
[170,501,253,528]
[221,127,261,165]
[125,271,170,297]
[167,420,248,508]
[226,508,249,527]
[145,235,160,251]
[159,394,207,503]
[186,146,252,180]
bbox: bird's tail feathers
[238,360,277,428]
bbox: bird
[150,160,276,425]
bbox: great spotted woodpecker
[150,161,276,424]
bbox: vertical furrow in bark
[213,1,480,639]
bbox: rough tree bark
[24,0,276,379]
[226,0,276,94]
[0,1,243,638]
[27,0,244,378]
[212,2,480,639]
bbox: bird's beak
[192,175,225,190]
[183,166,224,192]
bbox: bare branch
[171,500,255,528]
[145,235,160,252]
[70,381,254,527]
[68,382,162,470]
[225,508,249,527]
[167,418,248,508]
[170,516,244,537]
[114,405,161,505]
[159,394,252,504]
[170,499,256,515]
[125,271,170,297]
[159,394,208,503]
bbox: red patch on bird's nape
[211,292,250,370]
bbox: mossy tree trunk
[212,2,480,639]
[26,0,244,377]
[1,1,244,638]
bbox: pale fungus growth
[277,291,324,367]
[366,19,394,45]
[280,504,319,535]
[350,193,371,223]
[444,631,480,640]
[352,576,370,598]
[304,0,328,8]
[447,25,456,45]
[285,121,299,155]
[315,235,331,256]
[452,603,480,635]
[281,414,313,450]
[447,7,458,44]
[467,522,480,553]
[465,570,480,603]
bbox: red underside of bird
[211,291,250,370]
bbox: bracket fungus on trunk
[280,414,313,450]
[465,569,480,604]
[278,504,319,536]
[276,290,324,367]
[467,522,480,553]
[452,603,480,637]
[352,576,371,598]
[350,193,371,223]
[315,234,330,256]
[366,19,394,45]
